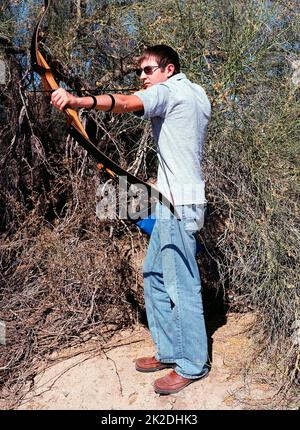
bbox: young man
[51,45,211,395]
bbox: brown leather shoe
[135,356,174,372]
[154,369,209,394]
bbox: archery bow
[31,0,176,220]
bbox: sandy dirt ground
[16,313,277,410]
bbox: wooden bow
[31,0,176,220]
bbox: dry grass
[0,169,146,407]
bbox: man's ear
[166,63,175,77]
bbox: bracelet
[105,94,115,112]
[89,95,97,109]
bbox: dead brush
[0,172,144,408]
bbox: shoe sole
[154,369,209,394]
[136,363,174,373]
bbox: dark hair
[139,44,180,75]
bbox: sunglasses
[135,65,161,77]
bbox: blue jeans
[143,203,208,379]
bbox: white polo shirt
[134,73,211,206]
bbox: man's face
[139,55,175,89]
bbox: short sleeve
[134,84,170,119]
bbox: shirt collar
[168,72,187,82]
